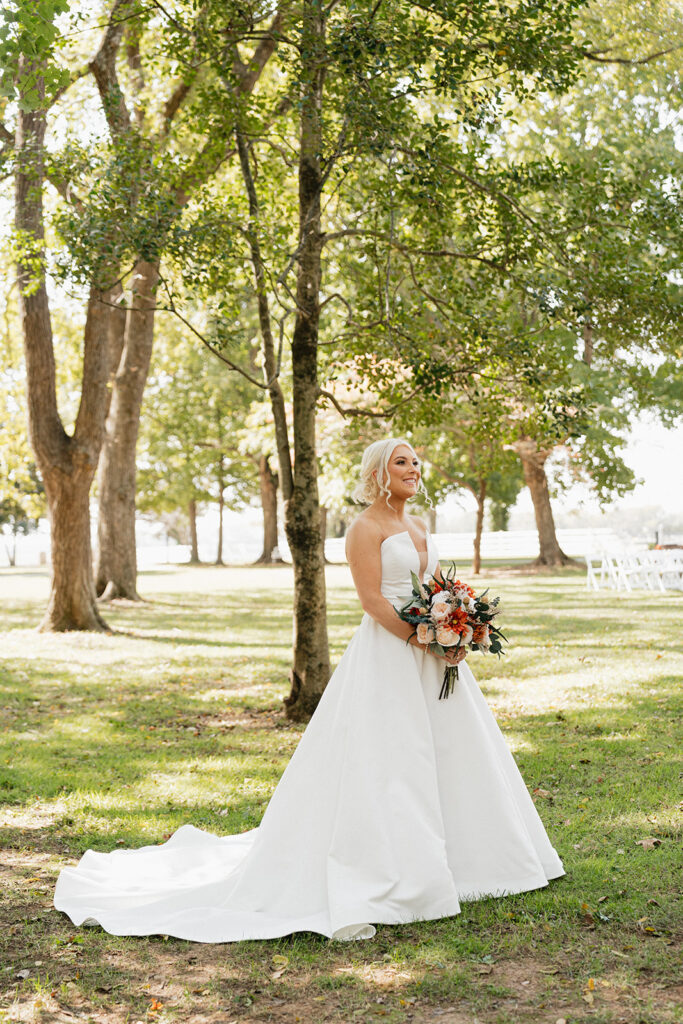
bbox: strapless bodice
[380,530,439,602]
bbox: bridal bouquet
[395,566,507,699]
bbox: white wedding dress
[54,530,565,942]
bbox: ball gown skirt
[54,530,565,942]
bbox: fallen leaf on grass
[532,788,552,799]
[270,953,289,979]
[539,967,560,975]
[635,837,662,851]
[636,917,662,937]
[15,969,30,979]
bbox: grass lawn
[0,563,681,1024]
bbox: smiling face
[376,443,421,501]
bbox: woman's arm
[345,519,424,648]
[345,519,463,664]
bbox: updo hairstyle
[352,438,430,508]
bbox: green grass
[0,563,681,1024]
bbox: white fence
[317,528,624,564]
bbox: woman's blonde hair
[352,438,430,508]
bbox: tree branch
[422,456,477,499]
[235,10,284,95]
[322,227,502,268]
[88,0,133,137]
[156,276,269,389]
[174,7,285,206]
[577,44,683,66]
[318,386,422,420]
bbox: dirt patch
[3,943,680,1024]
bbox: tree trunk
[215,455,225,566]
[514,441,573,567]
[472,479,486,575]
[95,258,160,600]
[15,61,110,632]
[255,454,281,563]
[425,505,437,533]
[42,467,107,631]
[282,0,331,720]
[188,499,200,564]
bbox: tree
[0,459,44,566]
[416,431,524,573]
[2,1,121,629]
[0,370,46,567]
[501,0,683,562]
[170,0,589,717]
[137,325,255,565]
[40,1,286,599]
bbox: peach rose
[436,624,459,647]
[431,594,451,621]
[417,623,435,645]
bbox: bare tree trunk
[425,505,437,533]
[215,455,225,566]
[472,479,486,574]
[15,63,110,632]
[255,454,281,563]
[42,467,107,631]
[188,499,200,564]
[95,259,159,600]
[281,0,331,720]
[514,441,573,567]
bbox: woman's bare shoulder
[408,513,429,536]
[345,512,384,549]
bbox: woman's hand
[440,646,467,666]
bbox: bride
[54,437,565,942]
